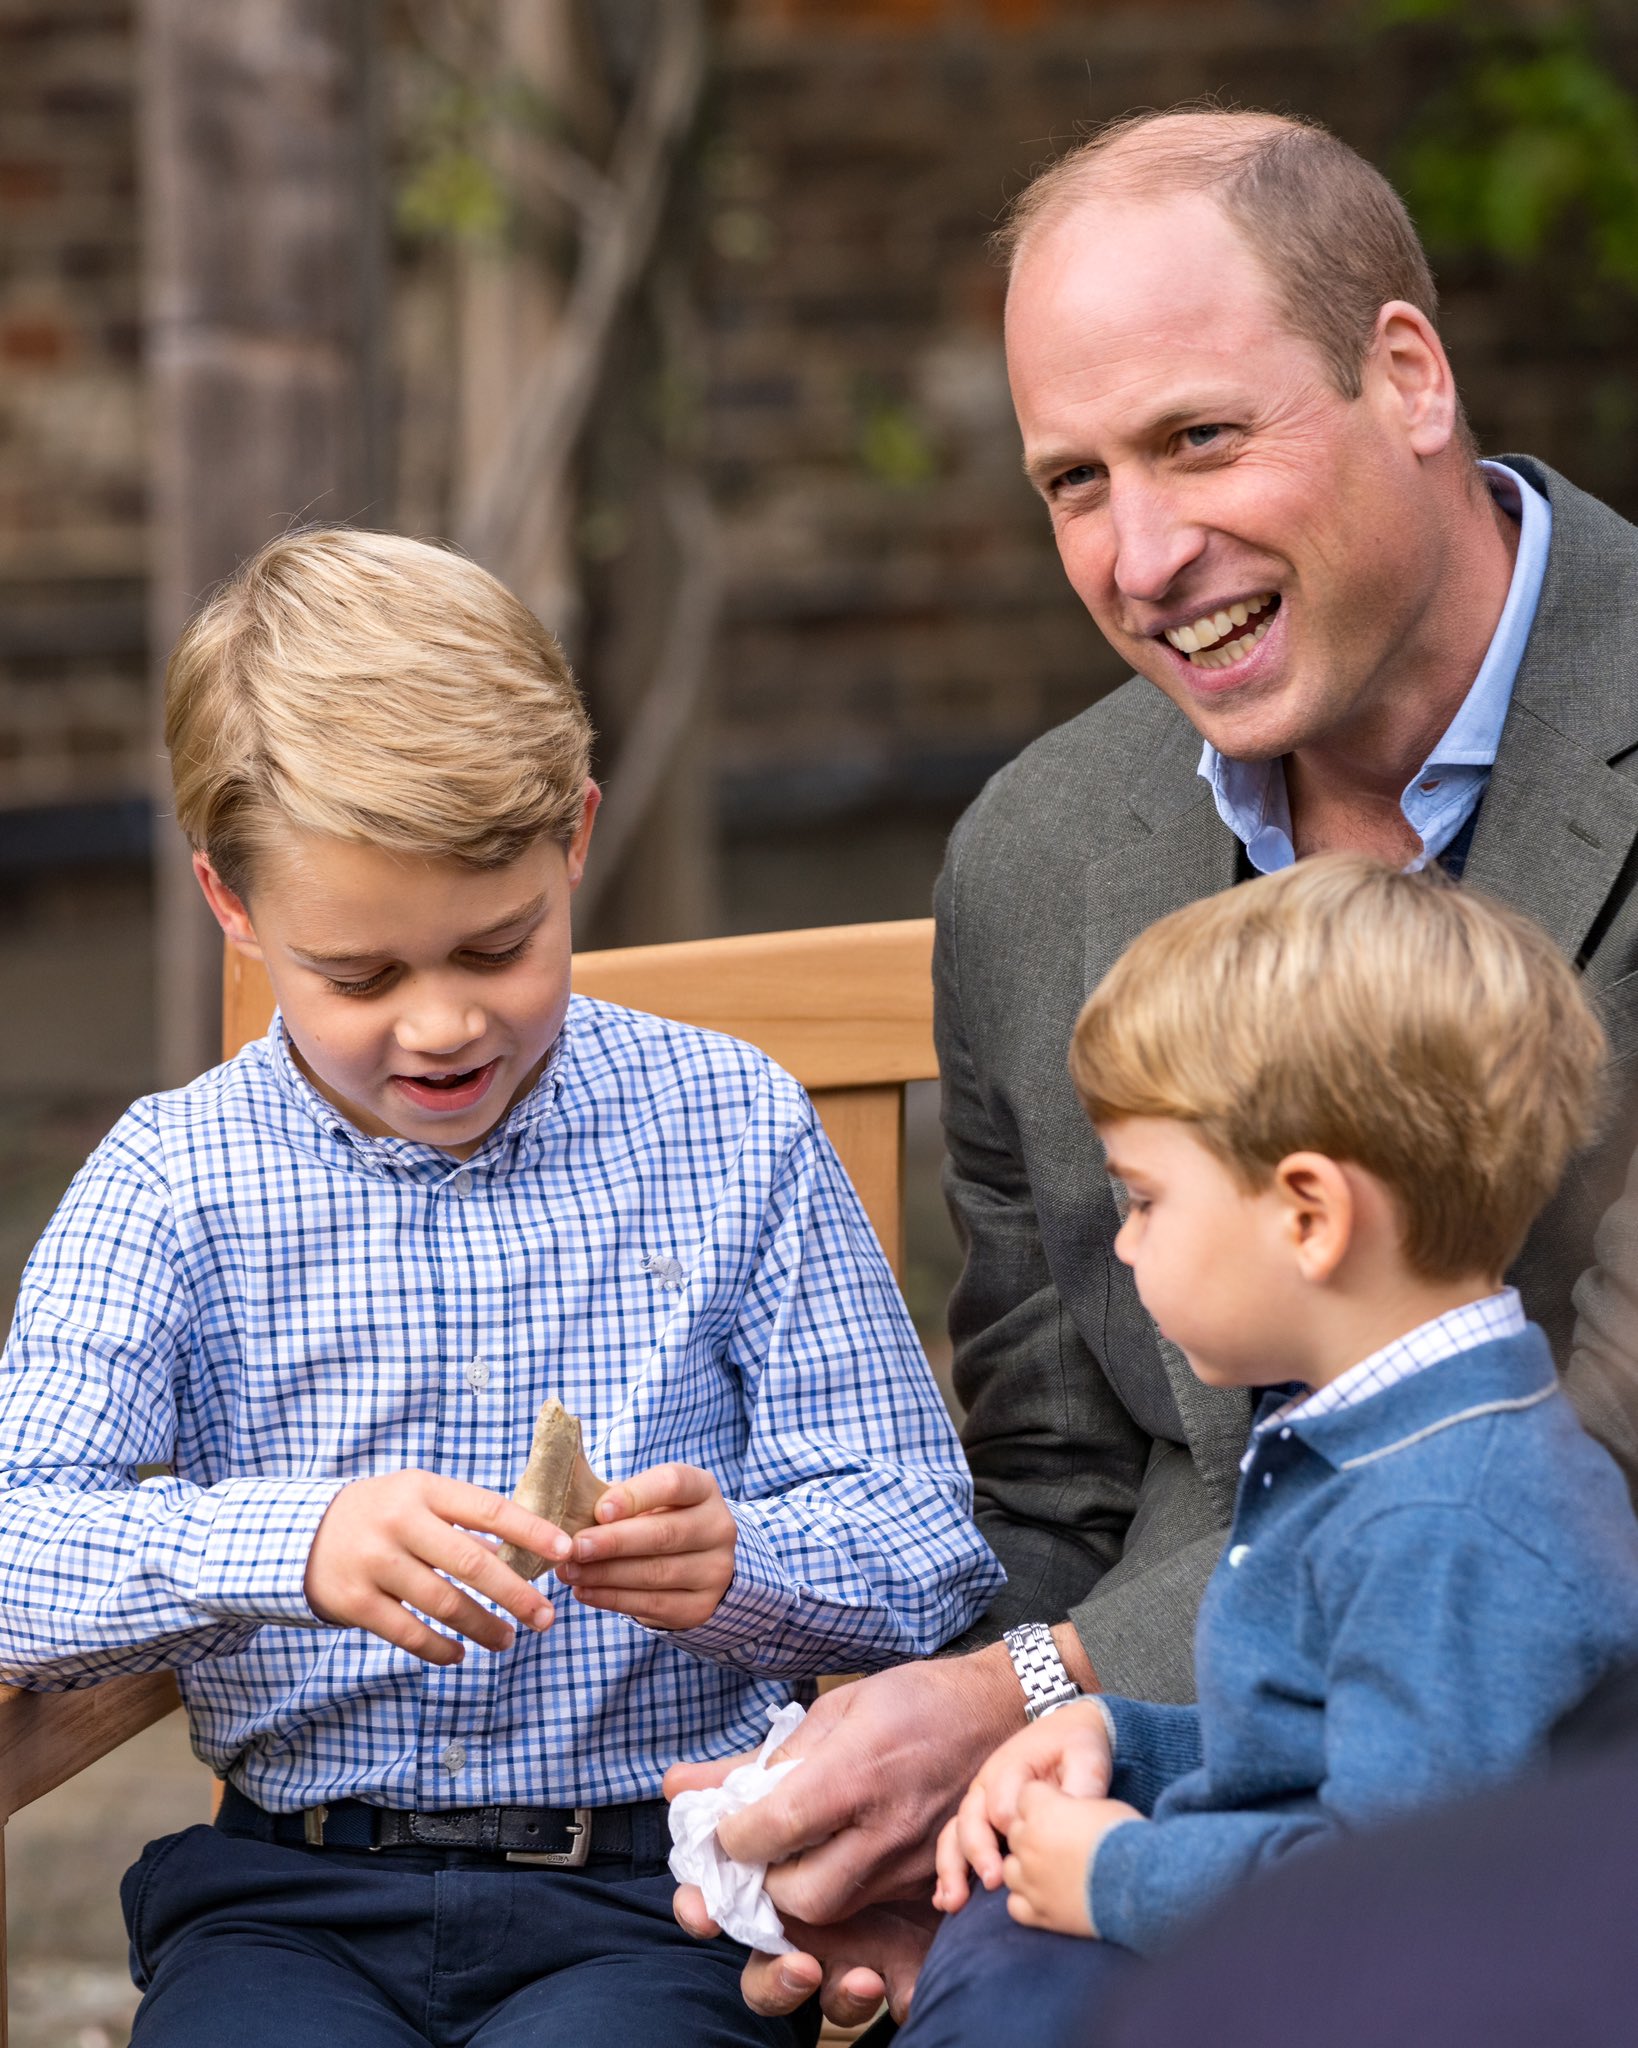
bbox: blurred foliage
[392,8,575,250]
[855,385,939,489]
[1376,0,1638,293]
[397,103,509,242]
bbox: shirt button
[1262,1472,1273,1488]
[1228,1544,1251,1569]
[466,1357,491,1391]
[1279,1428,1292,1441]
[452,1170,473,1197]
[441,1741,466,1774]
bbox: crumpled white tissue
[668,1700,807,1954]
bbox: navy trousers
[120,1822,820,2048]
[895,1883,1141,2048]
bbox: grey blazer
[935,456,1638,1703]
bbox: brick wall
[697,0,1638,857]
[0,0,147,813]
[3,0,1635,874]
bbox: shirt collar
[1247,1309,1554,1475]
[1419,463,1550,773]
[1241,1288,1525,1471]
[258,1010,568,1182]
[1197,460,1552,874]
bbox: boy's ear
[192,852,263,961]
[1271,1151,1355,1285]
[565,780,601,889]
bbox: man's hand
[932,1698,1113,1912]
[554,1463,737,1630]
[1003,1784,1144,1937]
[674,1887,937,2027]
[667,1646,1027,1920]
[303,1471,565,1664]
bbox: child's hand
[304,1471,566,1664]
[555,1462,736,1629]
[932,1699,1113,1913]
[1003,1785,1144,1936]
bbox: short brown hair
[1070,857,1605,1281]
[165,527,593,899]
[999,105,1470,442]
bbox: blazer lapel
[1468,457,1638,974]
[1082,716,1240,995]
[1083,714,1253,1509]
[1463,701,1638,972]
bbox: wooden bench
[0,916,937,2046]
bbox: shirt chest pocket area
[507,1248,741,1461]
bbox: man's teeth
[1164,593,1276,667]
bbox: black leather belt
[216,1780,671,1866]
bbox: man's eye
[1183,424,1226,448]
[1056,464,1100,490]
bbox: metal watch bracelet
[1003,1621,1083,1722]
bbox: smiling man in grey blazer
[671,105,1638,2030]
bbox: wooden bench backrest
[222,918,938,1275]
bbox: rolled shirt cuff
[641,1507,800,1669]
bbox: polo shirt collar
[1252,1324,1557,1474]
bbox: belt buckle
[505,1808,591,1868]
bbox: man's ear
[565,779,602,890]
[1271,1151,1355,1285]
[1369,301,1458,460]
[192,852,263,961]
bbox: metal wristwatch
[1003,1621,1083,1722]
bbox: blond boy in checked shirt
[0,528,1000,2048]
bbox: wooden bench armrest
[0,1673,182,1823]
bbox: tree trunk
[140,0,385,1084]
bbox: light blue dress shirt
[1199,461,1552,873]
[0,999,1003,1810]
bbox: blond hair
[165,527,593,898]
[1070,858,1605,1280]
[998,105,1474,452]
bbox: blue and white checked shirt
[0,999,1003,1811]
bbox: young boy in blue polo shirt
[908,855,1638,2046]
[0,527,1002,2047]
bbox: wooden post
[139,0,386,1085]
